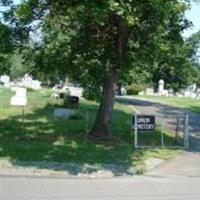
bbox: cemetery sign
[10,87,27,107]
[132,115,155,132]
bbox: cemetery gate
[132,113,189,149]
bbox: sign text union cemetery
[132,115,155,131]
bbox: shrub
[82,86,101,101]
[126,84,144,95]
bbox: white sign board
[10,87,27,107]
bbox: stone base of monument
[54,108,75,118]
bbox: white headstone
[20,74,41,90]
[21,74,33,88]
[68,87,83,97]
[184,91,191,98]
[191,93,197,99]
[184,83,197,98]
[32,80,41,90]
[0,75,10,87]
[145,88,154,96]
[158,79,164,95]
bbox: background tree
[187,30,200,88]
[0,0,28,76]
[9,53,28,80]
[0,22,13,74]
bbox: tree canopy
[1,0,199,138]
[0,22,13,74]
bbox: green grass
[134,95,200,114]
[0,88,178,173]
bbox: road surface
[1,176,200,200]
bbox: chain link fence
[132,113,189,149]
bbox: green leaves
[0,54,11,74]
[0,22,14,74]
[0,23,13,53]
[1,0,197,92]
[108,0,138,26]
[14,3,33,24]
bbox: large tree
[0,22,13,74]
[187,30,200,87]
[1,0,196,138]
[0,0,27,75]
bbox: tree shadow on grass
[0,101,144,176]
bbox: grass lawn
[0,88,178,173]
[134,95,200,114]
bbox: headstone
[168,89,174,96]
[32,80,41,90]
[158,79,164,96]
[68,86,83,97]
[10,87,27,106]
[0,75,10,87]
[20,74,41,90]
[184,91,191,98]
[184,83,197,98]
[21,74,32,88]
[145,88,154,96]
[54,108,75,118]
[162,89,169,96]
[191,93,197,99]
[64,95,79,109]
[196,89,200,99]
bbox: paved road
[1,176,200,200]
[117,96,200,150]
[148,151,200,177]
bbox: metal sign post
[134,113,138,149]
[184,112,189,148]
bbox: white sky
[183,1,200,37]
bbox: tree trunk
[89,72,117,139]
[89,15,128,139]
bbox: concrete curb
[0,159,137,178]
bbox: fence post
[85,111,89,141]
[161,119,164,148]
[184,112,189,148]
[134,113,138,149]
[175,116,180,144]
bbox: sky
[183,1,200,38]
